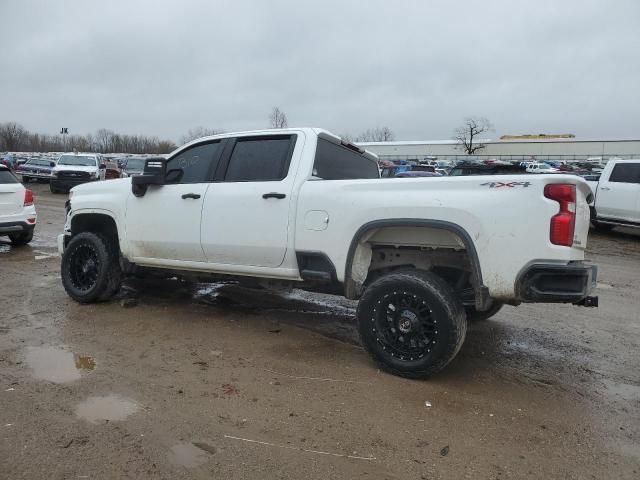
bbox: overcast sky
[1,0,639,142]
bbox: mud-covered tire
[357,269,467,379]
[592,221,614,233]
[61,232,121,303]
[465,302,503,322]
[9,229,34,246]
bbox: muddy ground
[1,182,639,479]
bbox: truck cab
[590,159,640,230]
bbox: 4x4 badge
[480,181,531,188]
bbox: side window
[224,135,294,182]
[0,169,18,184]
[166,141,222,183]
[608,163,640,184]
[313,138,379,180]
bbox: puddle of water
[168,443,211,468]
[76,394,140,424]
[24,346,95,383]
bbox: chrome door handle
[600,187,610,191]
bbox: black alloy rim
[371,291,438,361]
[68,244,100,292]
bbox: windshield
[126,158,145,170]
[26,159,52,166]
[58,155,97,167]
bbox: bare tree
[355,126,395,142]
[0,122,27,151]
[269,107,288,129]
[453,117,494,154]
[179,126,225,145]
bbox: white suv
[0,164,36,245]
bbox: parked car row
[1,152,152,193]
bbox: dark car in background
[104,159,124,179]
[16,158,56,183]
[121,157,146,176]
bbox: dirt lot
[1,182,639,479]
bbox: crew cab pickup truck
[58,128,598,378]
[50,153,107,193]
[586,159,640,232]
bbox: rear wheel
[357,269,466,379]
[61,232,121,303]
[50,182,61,193]
[9,229,34,246]
[465,301,503,322]
[22,176,31,183]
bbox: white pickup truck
[586,158,640,231]
[58,128,598,378]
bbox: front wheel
[357,270,467,379]
[465,301,503,322]
[592,221,614,233]
[61,232,122,303]
[50,182,61,193]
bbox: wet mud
[1,183,639,479]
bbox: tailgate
[0,183,24,216]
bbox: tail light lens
[24,188,34,207]
[544,184,575,246]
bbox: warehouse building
[357,136,640,163]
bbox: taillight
[544,183,575,246]
[24,189,34,206]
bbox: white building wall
[358,139,640,160]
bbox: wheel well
[344,222,489,309]
[70,214,119,248]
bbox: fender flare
[343,219,489,309]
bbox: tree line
[0,122,177,154]
[2,111,492,155]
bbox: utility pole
[60,127,68,152]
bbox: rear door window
[609,163,640,184]
[313,139,379,180]
[0,170,18,184]
[224,135,295,182]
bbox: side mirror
[99,163,106,169]
[131,157,167,197]
[50,162,55,167]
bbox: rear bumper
[515,261,597,304]
[0,221,35,235]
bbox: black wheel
[465,301,503,322]
[357,270,466,379]
[9,229,34,246]
[22,176,31,183]
[592,221,614,232]
[50,183,60,193]
[61,232,122,303]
